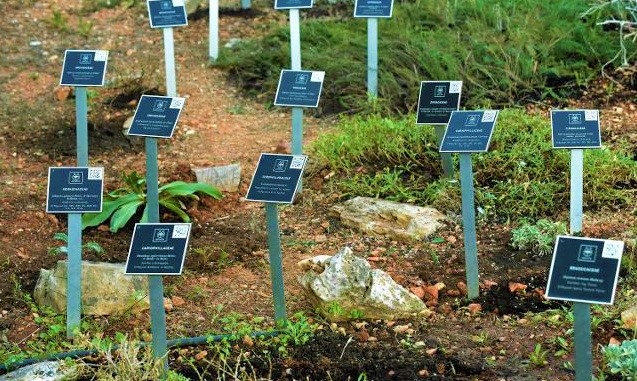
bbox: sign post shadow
[245,153,308,324]
[440,110,499,299]
[58,49,109,338]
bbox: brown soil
[0,1,636,380]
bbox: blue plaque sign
[440,110,499,153]
[46,167,104,213]
[125,223,191,275]
[246,153,308,203]
[275,0,313,9]
[354,0,394,18]
[551,110,602,149]
[416,81,462,125]
[546,236,623,305]
[274,70,325,108]
[147,0,188,28]
[59,50,109,87]
[127,95,185,138]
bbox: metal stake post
[66,86,89,338]
[459,153,479,299]
[265,203,287,324]
[569,148,592,381]
[367,18,378,97]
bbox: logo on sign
[434,85,446,98]
[295,74,309,85]
[273,159,288,173]
[578,244,598,263]
[79,54,92,65]
[153,100,168,112]
[568,113,582,125]
[152,228,170,243]
[160,1,172,10]
[465,114,479,127]
[69,171,84,184]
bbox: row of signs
[45,152,306,276]
[416,81,602,151]
[274,0,394,16]
[45,160,624,303]
[145,0,394,29]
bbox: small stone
[53,86,72,101]
[97,224,110,232]
[418,369,430,376]
[164,298,173,311]
[410,286,425,299]
[425,348,438,356]
[171,296,186,307]
[508,282,527,293]
[456,282,467,295]
[194,350,207,361]
[357,329,370,342]
[482,279,498,289]
[467,303,482,314]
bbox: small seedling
[48,232,104,256]
[527,343,549,367]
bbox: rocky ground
[0,1,636,380]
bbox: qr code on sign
[481,111,497,123]
[290,156,306,170]
[87,167,103,180]
[172,224,190,239]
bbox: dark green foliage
[216,0,632,115]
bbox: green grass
[216,0,632,115]
[309,109,637,222]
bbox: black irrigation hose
[0,330,280,375]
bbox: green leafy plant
[82,171,222,233]
[601,339,637,379]
[48,10,68,31]
[47,232,104,256]
[527,343,549,367]
[511,219,568,256]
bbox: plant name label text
[440,110,499,153]
[275,0,313,9]
[246,153,308,203]
[551,110,601,149]
[354,0,394,17]
[147,0,188,28]
[127,95,185,138]
[46,167,104,213]
[546,236,623,305]
[416,81,462,125]
[126,223,191,275]
[274,70,325,108]
[60,50,108,87]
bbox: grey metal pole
[265,203,287,324]
[569,148,592,381]
[459,153,479,299]
[66,86,89,338]
[367,18,378,97]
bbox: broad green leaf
[109,199,144,233]
[159,182,222,199]
[82,194,141,229]
[160,199,191,222]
